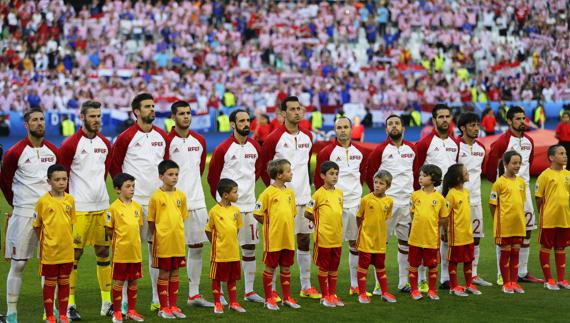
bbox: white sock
[440,240,449,283]
[397,245,410,289]
[148,245,159,304]
[187,247,203,297]
[272,271,277,291]
[496,245,502,277]
[348,249,358,288]
[473,245,480,277]
[122,281,127,306]
[418,265,426,282]
[297,249,312,290]
[241,248,256,294]
[7,260,26,315]
[518,239,530,278]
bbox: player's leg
[68,211,89,320]
[280,249,299,308]
[539,227,557,288]
[439,237,450,288]
[328,248,342,306]
[510,242,524,293]
[498,241,512,292]
[239,212,263,302]
[209,260,225,314]
[496,243,503,285]
[357,252,371,298]
[395,208,411,291]
[142,206,160,309]
[169,266,186,319]
[126,279,143,321]
[373,254,388,297]
[57,264,72,322]
[94,211,113,315]
[315,247,331,303]
[426,248,439,299]
[407,245,422,300]
[262,264,276,303]
[43,274,58,321]
[471,204,491,286]
[156,266,174,319]
[111,278,125,322]
[518,190,542,283]
[555,228,570,289]
[295,205,319,298]
[184,208,213,307]
[342,207,359,294]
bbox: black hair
[80,100,101,115]
[420,164,442,187]
[131,93,154,111]
[24,108,44,122]
[385,114,403,124]
[432,104,450,119]
[113,173,135,189]
[280,96,300,111]
[320,161,339,175]
[158,160,179,175]
[506,106,525,120]
[171,100,190,115]
[268,159,291,179]
[374,169,393,187]
[457,112,480,135]
[47,164,66,179]
[547,144,564,159]
[442,164,465,197]
[229,109,248,123]
[217,178,238,196]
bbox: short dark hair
[334,116,352,127]
[457,112,480,133]
[280,96,300,111]
[24,108,44,122]
[432,104,450,119]
[131,93,154,111]
[442,163,465,197]
[506,106,525,120]
[80,100,101,115]
[229,109,248,123]
[113,173,135,189]
[158,160,179,175]
[374,169,392,187]
[268,159,291,180]
[503,150,522,165]
[47,164,66,179]
[547,144,564,158]
[171,100,190,115]
[217,178,238,196]
[320,161,339,175]
[385,114,403,124]
[421,164,443,187]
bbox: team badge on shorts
[308,200,315,208]
[490,192,497,201]
[255,201,262,211]
[106,211,112,222]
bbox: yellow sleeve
[290,190,297,217]
[489,180,500,206]
[439,195,449,219]
[446,191,455,211]
[410,192,418,215]
[356,198,365,219]
[137,204,143,227]
[236,209,243,229]
[253,191,267,217]
[180,192,188,220]
[205,208,215,232]
[534,173,545,198]
[32,199,43,228]
[520,179,526,204]
[69,196,77,225]
[386,198,393,220]
[305,191,319,215]
[147,195,157,222]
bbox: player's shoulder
[42,139,59,154]
[64,192,75,202]
[265,125,287,141]
[37,192,51,204]
[298,127,313,141]
[5,137,31,158]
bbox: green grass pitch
[0,156,567,322]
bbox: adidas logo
[388,154,393,159]
[173,148,180,153]
[25,158,31,163]
[81,149,87,154]
[284,143,289,148]
[336,156,341,161]
[434,147,440,151]
[231,155,237,160]
[135,142,142,147]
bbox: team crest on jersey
[383,205,388,212]
[432,200,437,205]
[33,212,37,219]
[255,201,262,211]
[519,185,524,191]
[106,211,111,222]
[308,200,315,208]
[177,199,181,207]
[490,192,497,200]
[234,213,238,221]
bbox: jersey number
[250,224,259,240]
[525,212,533,227]
[472,219,481,235]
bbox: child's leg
[510,244,521,285]
[448,262,458,289]
[374,254,388,294]
[127,280,138,311]
[555,248,566,282]
[464,262,473,287]
[328,248,341,297]
[496,245,502,278]
[157,269,170,309]
[440,240,449,284]
[227,280,237,304]
[407,246,420,292]
[212,280,222,303]
[499,245,511,284]
[57,274,70,317]
[280,266,292,300]
[540,247,553,281]
[358,252,371,295]
[168,269,179,308]
[317,267,329,298]
[328,271,338,298]
[43,276,57,318]
[428,267,438,291]
[408,267,419,292]
[112,280,124,314]
[262,265,276,300]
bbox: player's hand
[73,235,82,245]
[440,231,448,243]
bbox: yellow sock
[69,262,78,306]
[96,256,112,303]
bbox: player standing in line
[413,104,459,290]
[535,145,570,290]
[456,112,493,287]
[367,114,416,293]
[208,109,264,303]
[488,151,527,294]
[315,117,367,296]
[59,100,113,320]
[261,96,320,299]
[305,161,344,307]
[148,160,188,319]
[206,178,246,314]
[166,101,213,307]
[105,173,145,323]
[254,159,302,310]
[110,93,169,311]
[1,108,58,323]
[486,106,543,285]
[33,164,76,323]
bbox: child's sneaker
[350,287,372,296]
[265,297,279,311]
[244,291,264,303]
[229,302,246,313]
[449,286,468,297]
[214,302,224,314]
[219,295,228,306]
[170,307,186,319]
[272,290,282,302]
[544,279,560,291]
[126,310,144,322]
[419,280,429,293]
[472,276,493,287]
[45,315,56,323]
[411,290,423,300]
[381,292,397,303]
[321,296,336,308]
[283,296,301,309]
[157,307,175,319]
[332,295,345,307]
[497,274,504,286]
[502,282,514,294]
[112,311,123,323]
[358,294,371,304]
[511,283,525,294]
[101,301,113,317]
[58,315,70,323]
[187,294,214,307]
[428,290,440,300]
[150,303,160,312]
[299,287,321,299]
[558,280,570,289]
[466,284,482,295]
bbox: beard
[29,129,44,138]
[237,127,250,136]
[84,123,100,133]
[436,124,449,134]
[388,131,402,141]
[141,115,155,124]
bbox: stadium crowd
[0,0,569,114]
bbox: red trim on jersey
[485,129,534,182]
[314,139,368,190]
[168,129,207,175]
[367,138,415,191]
[413,130,459,189]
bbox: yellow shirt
[205,204,243,262]
[253,185,296,252]
[535,168,570,228]
[306,187,343,248]
[148,188,188,258]
[446,188,474,246]
[33,193,76,265]
[489,176,526,238]
[356,193,392,253]
[106,199,143,263]
[409,190,448,249]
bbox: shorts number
[250,224,259,240]
[525,212,533,227]
[472,219,481,235]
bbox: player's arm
[207,145,225,199]
[0,146,20,207]
[59,135,77,174]
[32,202,42,238]
[412,139,428,190]
[147,196,157,240]
[314,147,329,189]
[305,194,316,222]
[489,182,499,220]
[485,136,508,182]
[356,199,365,228]
[304,210,315,222]
[260,132,278,186]
[109,133,129,178]
[205,210,214,243]
[366,144,384,191]
[253,193,267,224]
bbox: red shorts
[263,249,295,269]
[314,246,341,271]
[447,244,475,263]
[358,252,385,270]
[540,228,570,249]
[112,262,143,281]
[152,257,186,270]
[408,245,439,268]
[209,261,241,282]
[41,262,73,277]
[495,236,524,246]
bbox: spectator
[61,115,75,137]
[253,114,271,145]
[217,110,230,133]
[481,107,497,136]
[351,116,364,142]
[555,111,570,170]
